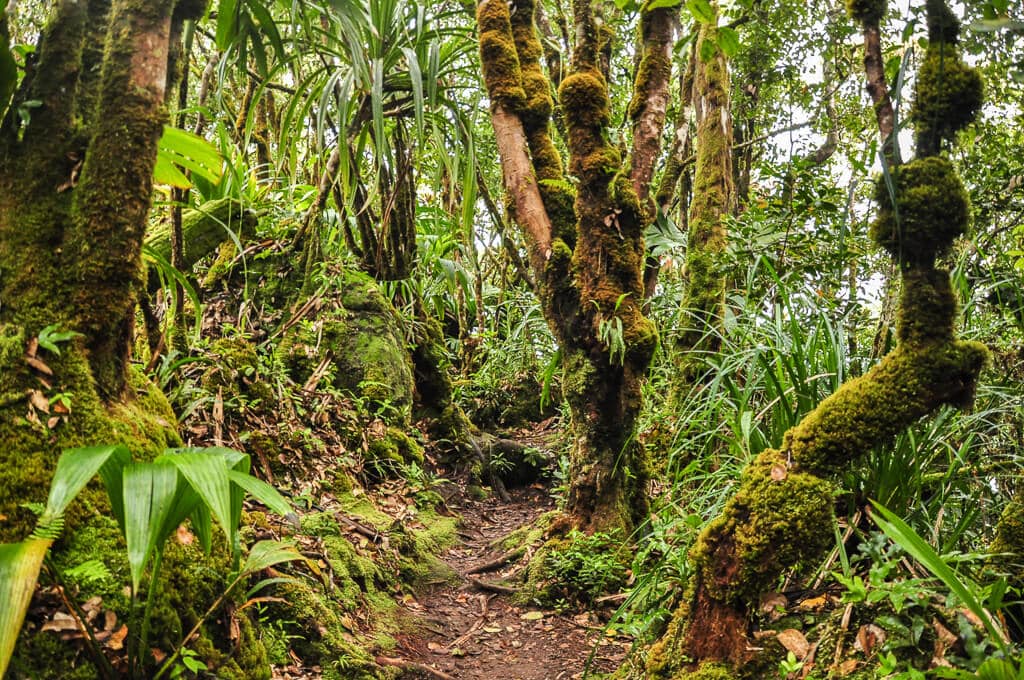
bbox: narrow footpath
[390,486,631,679]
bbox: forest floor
[389,483,632,679]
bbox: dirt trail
[391,487,631,680]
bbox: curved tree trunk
[0,0,201,540]
[648,1,988,675]
[478,0,675,535]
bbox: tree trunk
[677,5,734,384]
[648,1,988,674]
[0,0,202,540]
[478,0,675,534]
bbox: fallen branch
[374,656,456,680]
[467,577,518,595]
[467,547,524,575]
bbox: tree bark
[648,2,987,673]
[677,5,734,383]
[478,0,674,534]
[0,0,202,537]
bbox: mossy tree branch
[676,4,734,380]
[647,1,987,674]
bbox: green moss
[846,0,885,24]
[690,449,834,605]
[926,0,960,44]
[911,49,983,156]
[559,71,610,129]
[786,340,986,476]
[477,1,527,110]
[674,663,734,680]
[871,157,969,264]
[990,500,1024,568]
[365,426,424,476]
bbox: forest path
[388,486,631,679]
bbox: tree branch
[628,6,678,207]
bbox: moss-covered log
[646,2,987,676]
[145,197,258,275]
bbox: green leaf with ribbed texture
[241,540,303,576]
[0,539,49,678]
[228,470,292,517]
[39,446,120,529]
[871,500,1009,652]
[158,451,233,544]
[96,445,132,532]
[123,463,181,592]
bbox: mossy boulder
[276,269,414,421]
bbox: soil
[390,486,632,680]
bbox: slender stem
[43,560,117,680]
[138,551,163,676]
[152,573,244,680]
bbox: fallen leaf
[759,592,788,615]
[854,623,885,656]
[29,391,49,413]
[41,612,79,633]
[520,611,545,621]
[25,356,53,376]
[770,465,788,481]
[776,628,810,658]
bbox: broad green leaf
[123,463,181,591]
[402,46,425,142]
[40,446,120,528]
[96,445,132,531]
[976,659,1022,680]
[646,0,682,9]
[685,0,715,23]
[241,540,303,576]
[716,26,740,58]
[228,470,292,517]
[189,504,213,553]
[159,451,233,543]
[157,126,223,185]
[216,0,239,49]
[0,539,49,678]
[870,501,1008,652]
[153,154,193,189]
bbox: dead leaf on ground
[776,628,810,658]
[854,623,885,656]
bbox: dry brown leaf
[29,390,50,413]
[836,659,859,674]
[760,591,788,615]
[776,628,810,658]
[25,356,54,376]
[854,623,885,656]
[770,465,788,481]
[41,612,80,634]
[106,624,128,650]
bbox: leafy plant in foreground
[0,444,299,679]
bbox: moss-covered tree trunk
[0,0,201,540]
[646,1,988,675]
[677,3,734,383]
[477,0,674,534]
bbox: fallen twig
[467,577,518,595]
[467,547,524,574]
[374,656,456,680]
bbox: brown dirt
[391,486,631,680]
